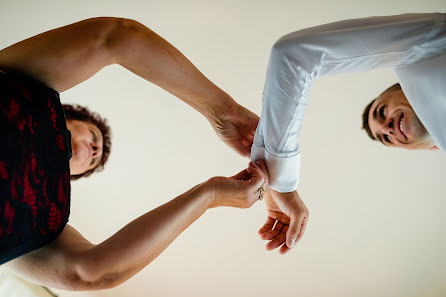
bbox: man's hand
[210,103,259,158]
[258,189,309,254]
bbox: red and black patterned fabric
[0,68,71,265]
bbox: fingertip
[248,165,262,180]
[248,161,259,170]
[287,239,296,249]
[279,245,291,255]
[247,167,261,184]
[265,244,275,251]
[247,166,253,174]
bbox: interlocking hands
[207,161,268,209]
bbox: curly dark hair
[362,83,402,141]
[62,104,112,180]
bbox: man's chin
[409,115,429,139]
[399,139,435,150]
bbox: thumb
[286,214,305,248]
[246,164,265,192]
[230,141,251,158]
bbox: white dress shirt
[251,13,446,193]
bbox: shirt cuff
[251,146,301,193]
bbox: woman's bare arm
[0,17,259,157]
[4,163,267,291]
[5,184,211,290]
[0,17,231,117]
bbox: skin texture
[0,17,264,289]
[0,17,258,158]
[66,120,104,175]
[5,162,268,290]
[368,89,436,149]
[259,189,309,254]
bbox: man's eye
[379,106,386,119]
[383,134,391,143]
[91,131,96,142]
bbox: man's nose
[382,118,394,135]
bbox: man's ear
[429,145,439,151]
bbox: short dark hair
[63,104,112,180]
[362,83,402,141]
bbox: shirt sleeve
[251,13,442,193]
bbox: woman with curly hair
[0,17,267,290]
[62,104,112,180]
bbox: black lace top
[0,68,72,265]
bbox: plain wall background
[1,1,445,296]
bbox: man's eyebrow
[370,102,383,141]
[377,133,384,145]
[372,105,378,120]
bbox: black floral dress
[0,68,72,265]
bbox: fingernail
[289,239,295,248]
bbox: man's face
[66,120,104,175]
[368,89,435,150]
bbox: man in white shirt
[254,13,445,254]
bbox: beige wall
[1,0,445,297]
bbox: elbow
[70,256,125,290]
[269,32,321,74]
[76,17,144,64]
[270,37,291,60]
[269,34,303,68]
[57,253,125,291]
[270,31,312,59]
[88,17,148,63]
[266,37,299,76]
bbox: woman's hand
[258,190,309,254]
[206,160,268,208]
[209,102,259,158]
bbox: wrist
[204,93,237,124]
[192,178,216,210]
[201,177,221,209]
